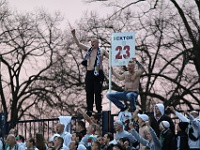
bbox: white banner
[111,32,135,66]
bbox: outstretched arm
[146,121,162,149]
[104,49,109,58]
[168,106,190,122]
[184,110,200,128]
[134,58,145,73]
[132,106,140,121]
[111,67,125,81]
[71,29,89,51]
[77,108,93,124]
[129,122,149,147]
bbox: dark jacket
[150,114,175,137]
[160,129,174,150]
[76,129,87,141]
[172,131,189,150]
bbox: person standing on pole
[71,29,109,116]
[106,58,145,112]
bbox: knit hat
[159,121,170,130]
[178,122,188,131]
[114,120,123,127]
[138,114,149,122]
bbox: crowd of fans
[0,103,200,150]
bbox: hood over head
[154,103,164,119]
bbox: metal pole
[108,48,112,111]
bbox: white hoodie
[154,104,164,121]
[175,111,200,149]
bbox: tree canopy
[0,0,199,126]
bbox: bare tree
[70,0,200,111]
[0,4,75,126]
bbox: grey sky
[7,0,111,25]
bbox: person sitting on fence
[26,137,39,150]
[106,58,145,113]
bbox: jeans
[106,91,138,111]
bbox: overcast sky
[5,0,116,111]
[7,0,111,26]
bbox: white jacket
[175,111,200,149]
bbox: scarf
[87,134,94,150]
[83,47,101,76]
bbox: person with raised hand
[150,103,175,136]
[71,29,109,117]
[106,58,145,113]
[168,106,200,150]
[129,120,161,150]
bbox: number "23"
[115,45,130,59]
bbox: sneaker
[120,106,128,112]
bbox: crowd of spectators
[0,103,199,150]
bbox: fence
[10,118,59,140]
[6,116,82,141]
[2,109,200,140]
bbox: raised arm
[71,29,89,51]
[129,122,149,147]
[146,121,161,149]
[185,110,200,128]
[168,106,190,122]
[77,108,93,124]
[111,67,125,81]
[132,106,140,121]
[134,58,145,74]
[103,49,109,58]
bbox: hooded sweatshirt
[174,111,200,149]
[154,104,165,121]
[150,104,175,136]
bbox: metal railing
[6,116,82,141]
[4,109,200,140]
